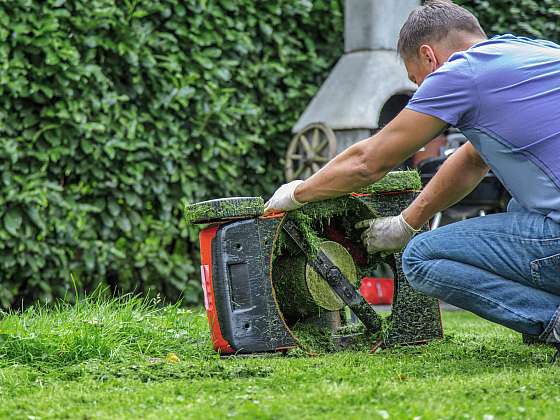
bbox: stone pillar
[344,0,420,52]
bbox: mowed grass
[0,295,558,419]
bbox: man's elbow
[352,139,393,183]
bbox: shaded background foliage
[0,0,344,308]
[0,0,558,308]
[456,0,560,40]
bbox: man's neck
[440,34,487,62]
[458,34,487,51]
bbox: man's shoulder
[470,34,560,50]
[463,34,560,62]
[461,34,560,83]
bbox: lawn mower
[186,171,443,355]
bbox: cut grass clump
[290,324,338,355]
[358,170,422,194]
[184,197,265,225]
[290,322,380,356]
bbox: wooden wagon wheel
[285,123,337,181]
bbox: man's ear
[418,44,439,72]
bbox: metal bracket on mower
[282,219,382,333]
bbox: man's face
[403,44,442,86]
[404,56,432,87]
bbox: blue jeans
[402,200,560,343]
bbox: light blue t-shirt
[406,34,560,222]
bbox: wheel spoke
[299,135,313,155]
[311,163,321,173]
[311,128,320,148]
[310,156,329,163]
[315,139,328,153]
[290,154,303,160]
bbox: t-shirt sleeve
[406,54,478,128]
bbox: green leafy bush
[457,0,560,40]
[0,0,343,308]
[0,0,556,308]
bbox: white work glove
[355,213,420,254]
[264,180,306,213]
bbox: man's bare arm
[294,109,447,203]
[402,141,490,229]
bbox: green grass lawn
[0,296,558,419]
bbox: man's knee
[402,233,436,293]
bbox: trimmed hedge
[0,0,343,308]
[457,0,560,41]
[0,0,557,308]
